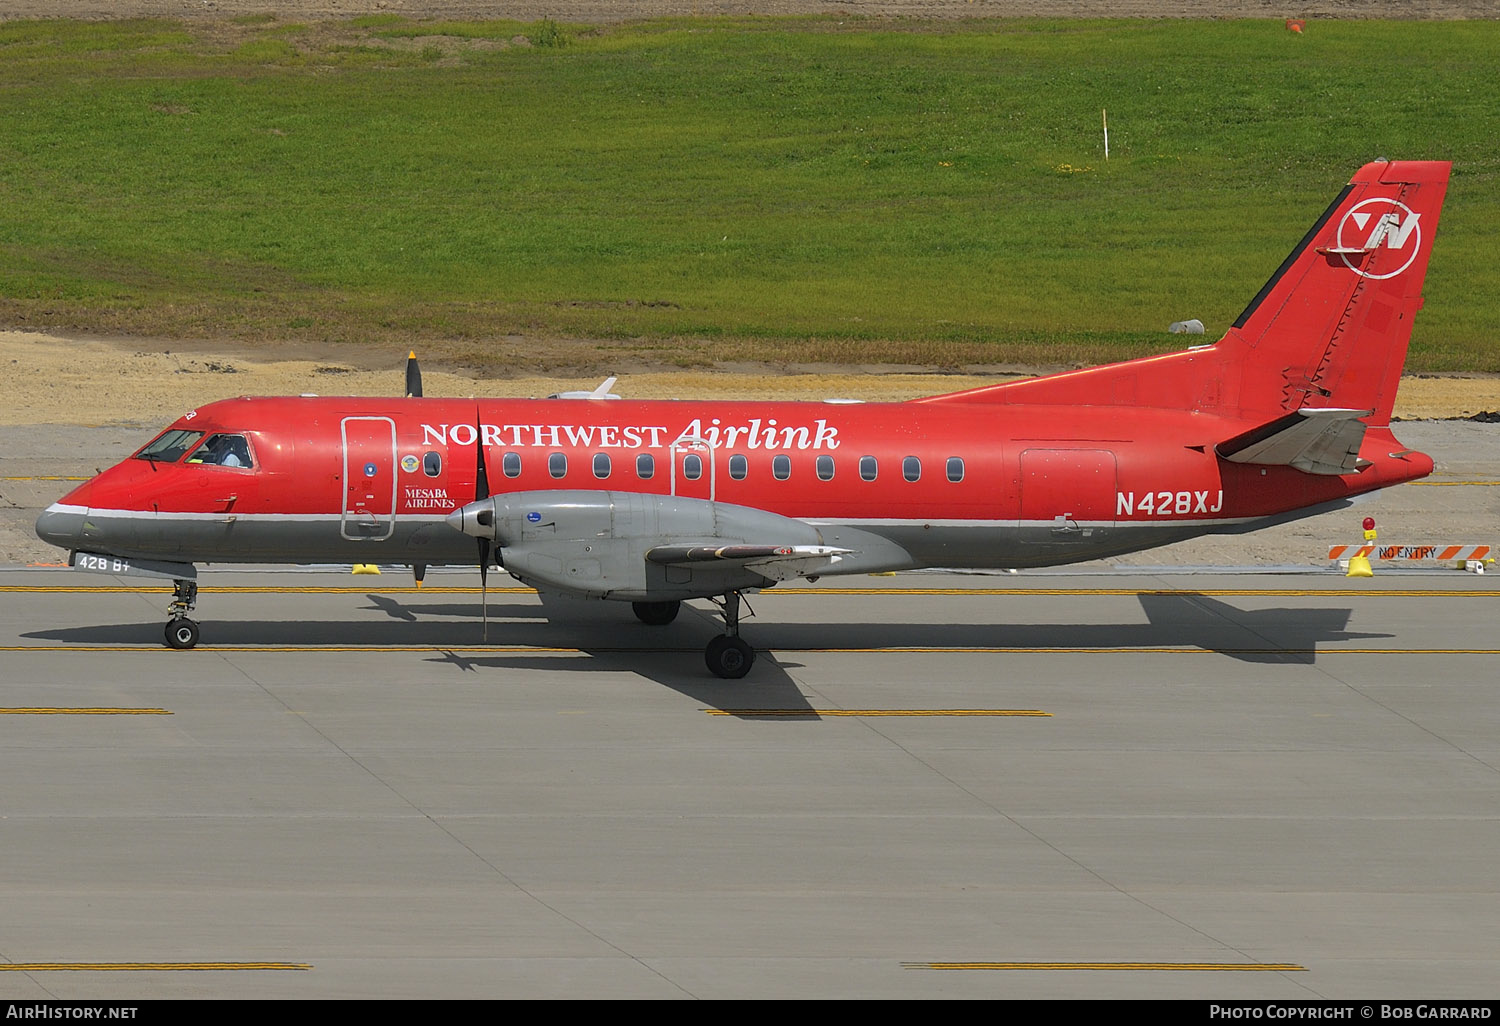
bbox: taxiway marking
[2,585,1496,598]
[0,707,171,715]
[4,645,1499,656]
[705,709,1050,717]
[903,961,1307,971]
[0,962,309,971]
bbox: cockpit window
[186,433,253,469]
[135,429,203,464]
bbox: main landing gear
[631,600,681,626]
[164,579,200,650]
[632,593,755,679]
[704,590,754,680]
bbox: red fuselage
[38,394,1430,573]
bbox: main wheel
[164,618,200,650]
[705,635,754,679]
[632,600,681,626]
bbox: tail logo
[1335,198,1421,280]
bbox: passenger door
[341,416,397,541]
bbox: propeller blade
[412,562,427,589]
[479,538,490,642]
[405,351,423,398]
[475,443,490,503]
[475,405,490,640]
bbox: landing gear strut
[704,590,754,679]
[164,579,200,650]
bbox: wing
[646,544,853,582]
[446,490,879,599]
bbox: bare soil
[5,328,1497,425]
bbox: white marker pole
[1102,108,1109,161]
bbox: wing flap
[1217,407,1372,476]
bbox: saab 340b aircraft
[37,160,1449,677]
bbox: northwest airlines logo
[1334,198,1421,279]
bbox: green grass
[0,15,1497,370]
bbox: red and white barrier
[1329,544,1493,573]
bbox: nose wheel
[704,590,755,679]
[163,579,200,650]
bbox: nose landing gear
[164,579,200,650]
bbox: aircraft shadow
[745,593,1386,665]
[350,590,1383,665]
[22,591,1386,707]
[418,647,811,717]
[22,596,813,718]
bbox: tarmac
[0,419,1497,998]
[1,567,1498,999]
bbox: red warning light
[1363,517,1376,531]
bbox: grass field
[0,15,1497,371]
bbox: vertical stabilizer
[913,160,1449,424]
[1220,159,1449,426]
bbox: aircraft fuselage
[37,394,1430,585]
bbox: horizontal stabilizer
[1217,408,1372,476]
[646,543,852,582]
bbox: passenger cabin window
[187,433,253,469]
[816,455,835,481]
[859,456,878,482]
[423,452,443,477]
[548,452,567,479]
[502,452,522,478]
[683,454,703,481]
[593,453,611,479]
[729,454,748,480]
[946,457,965,483]
[772,454,791,481]
[636,454,655,480]
[902,456,921,482]
[136,429,203,464]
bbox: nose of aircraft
[35,502,87,552]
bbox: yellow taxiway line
[705,709,1050,717]
[0,708,170,715]
[3,645,1498,656]
[904,961,1307,971]
[1,585,1495,598]
[0,962,309,971]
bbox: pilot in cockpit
[189,434,252,468]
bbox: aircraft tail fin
[914,160,1450,427]
[1218,159,1449,426]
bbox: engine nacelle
[446,490,828,600]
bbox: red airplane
[37,160,1449,678]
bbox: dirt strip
[4,329,1498,426]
